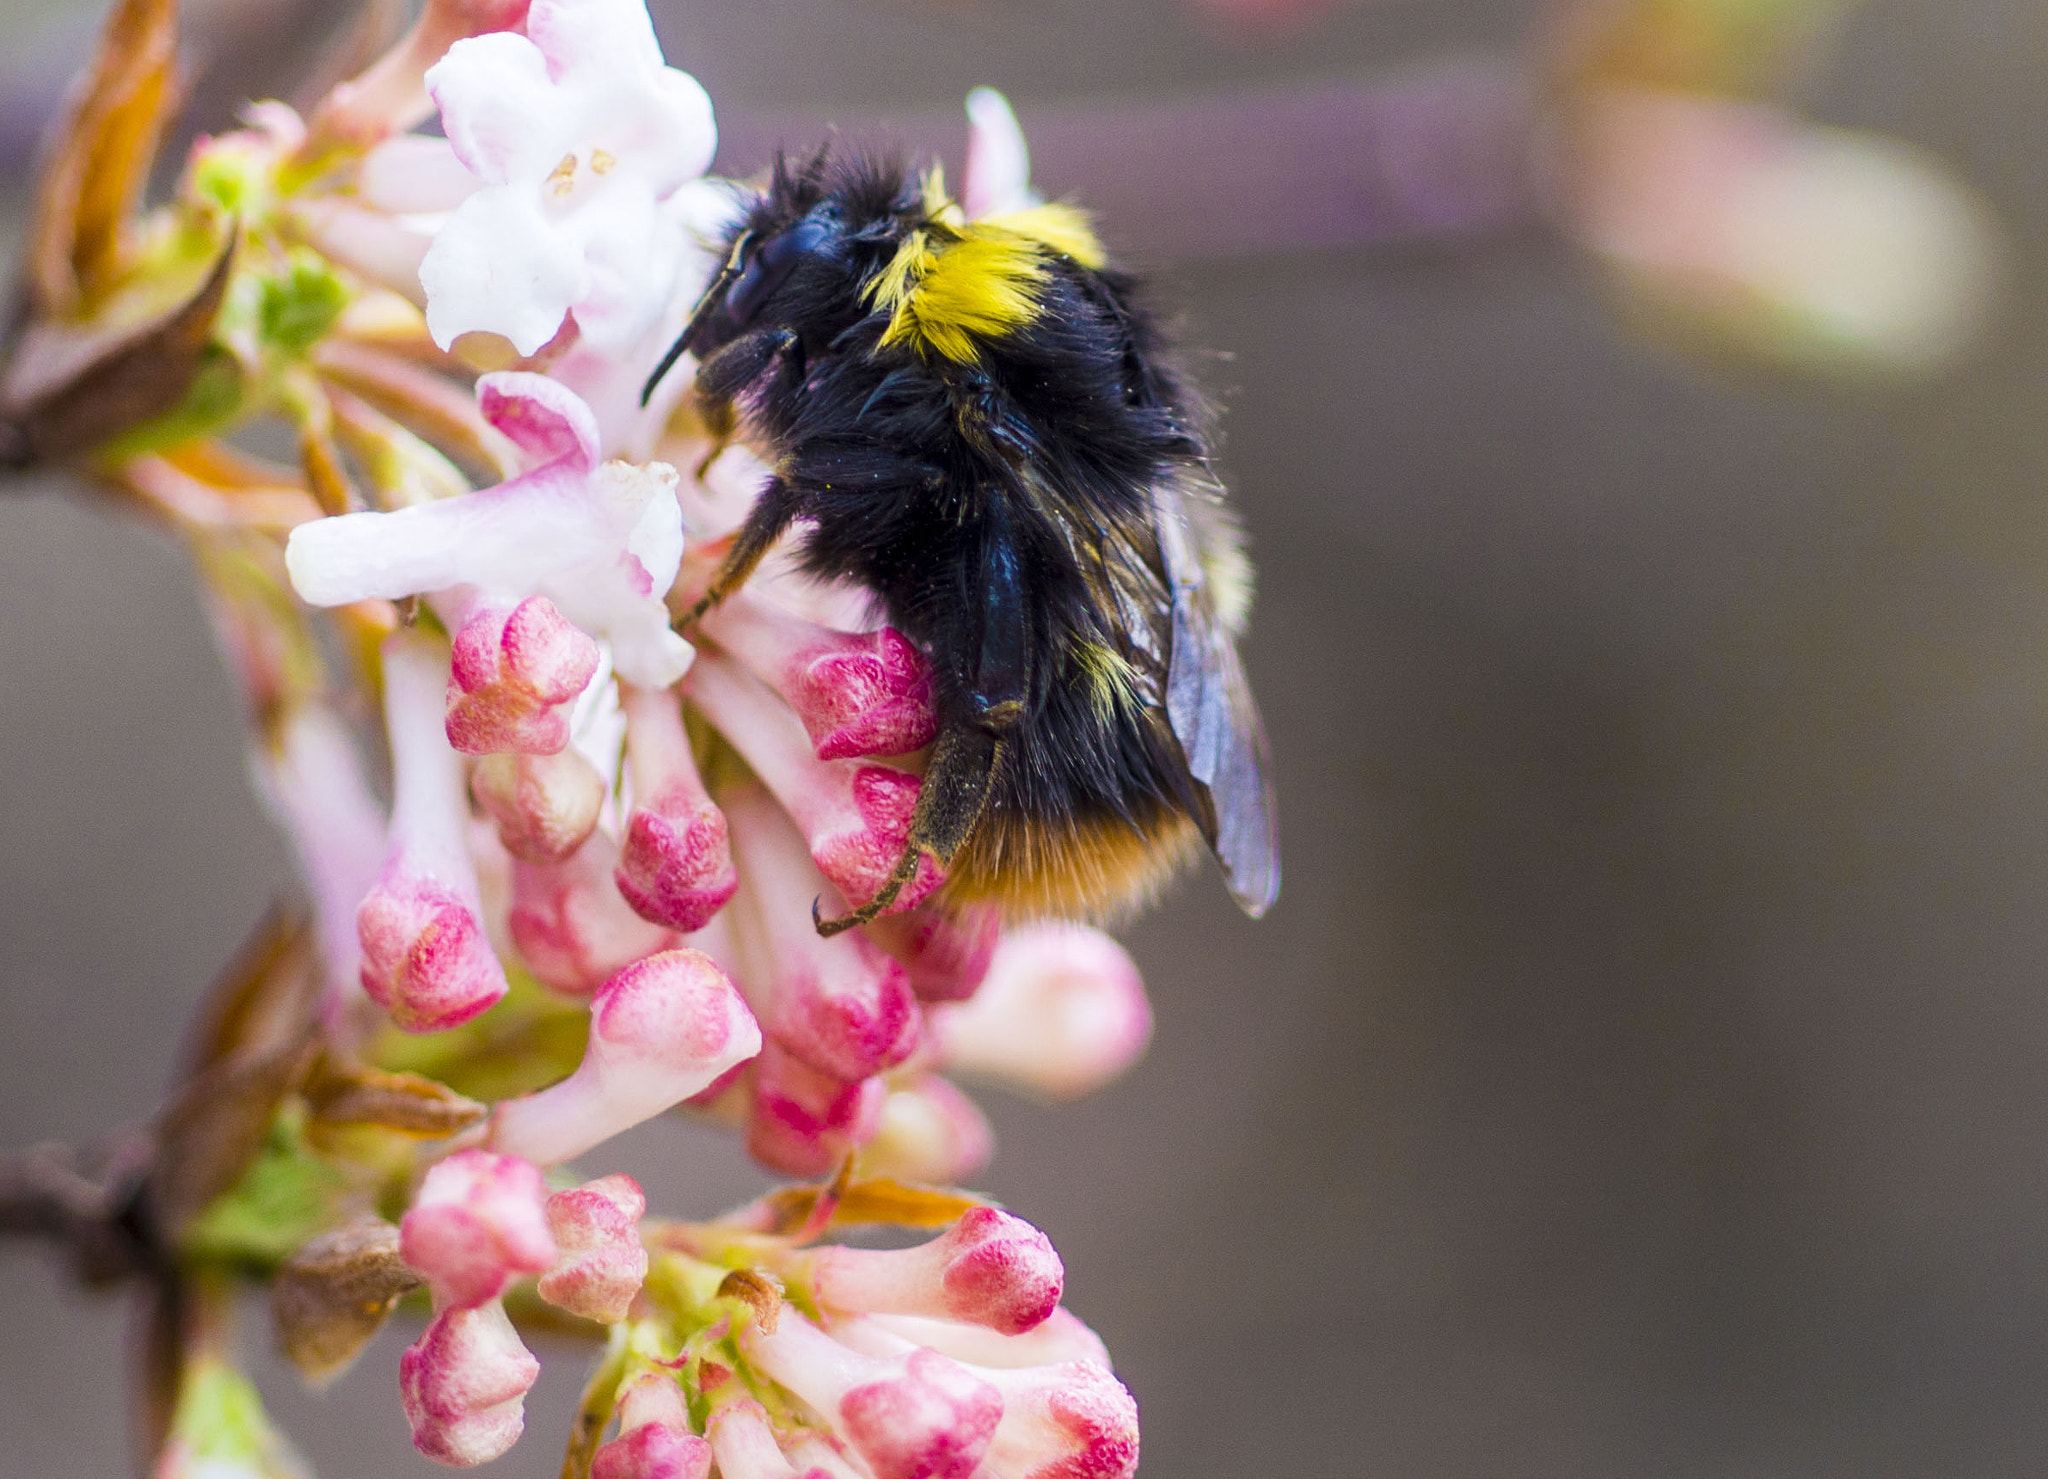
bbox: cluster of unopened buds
[0,0,1155,1473]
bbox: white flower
[418,0,717,356]
[285,371,691,688]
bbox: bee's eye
[725,219,832,326]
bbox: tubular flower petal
[287,373,689,689]
[689,651,943,916]
[746,1038,887,1178]
[398,1298,541,1467]
[932,925,1152,1099]
[858,1075,995,1185]
[963,87,1034,221]
[796,1207,1062,1336]
[743,1311,1002,1479]
[700,593,937,762]
[593,1375,713,1479]
[723,782,920,1082]
[706,1399,832,1479]
[445,596,601,755]
[419,0,717,355]
[491,947,761,1165]
[509,828,674,995]
[359,631,510,1032]
[472,747,606,863]
[864,1309,1113,1372]
[258,704,388,999]
[615,681,738,931]
[864,904,1000,1004]
[971,1359,1140,1479]
[536,1173,648,1322]
[400,1149,556,1310]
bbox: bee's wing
[1150,481,1281,917]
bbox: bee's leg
[815,498,1029,936]
[693,396,737,483]
[676,475,800,632]
[813,725,1006,937]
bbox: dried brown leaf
[2,231,237,467]
[144,910,321,1240]
[305,1059,488,1140]
[272,1214,422,1385]
[27,0,180,315]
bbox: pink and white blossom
[932,924,1152,1099]
[398,1298,542,1467]
[471,746,607,863]
[257,704,389,1000]
[690,651,942,916]
[419,0,717,356]
[858,1075,994,1185]
[746,1038,887,1177]
[536,1173,648,1322]
[698,593,937,762]
[614,681,738,931]
[287,373,689,689]
[864,904,999,1004]
[445,595,600,754]
[722,783,920,1082]
[742,1311,1002,1479]
[863,1309,1112,1373]
[508,828,673,995]
[705,1399,831,1479]
[592,1375,712,1479]
[400,1150,556,1310]
[969,1359,1139,1479]
[963,87,1034,221]
[795,1207,1062,1336]
[358,630,510,1032]
[491,948,760,1164]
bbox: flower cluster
[0,0,1160,1474]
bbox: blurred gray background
[9,0,2048,1475]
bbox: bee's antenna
[640,230,755,406]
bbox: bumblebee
[646,151,1278,932]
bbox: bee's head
[680,152,929,361]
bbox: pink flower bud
[491,948,761,1165]
[700,593,937,761]
[614,682,737,931]
[688,652,942,916]
[537,1173,648,1323]
[864,904,1000,1004]
[798,1207,1061,1336]
[705,1398,832,1479]
[509,830,673,995]
[973,1360,1139,1479]
[932,925,1151,1099]
[400,1150,556,1311]
[723,784,920,1081]
[398,1299,541,1468]
[864,1309,1112,1372]
[743,1312,1001,1479]
[858,1076,994,1185]
[591,1374,712,1479]
[472,748,606,864]
[445,596,601,755]
[746,1040,886,1178]
[359,631,509,1033]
